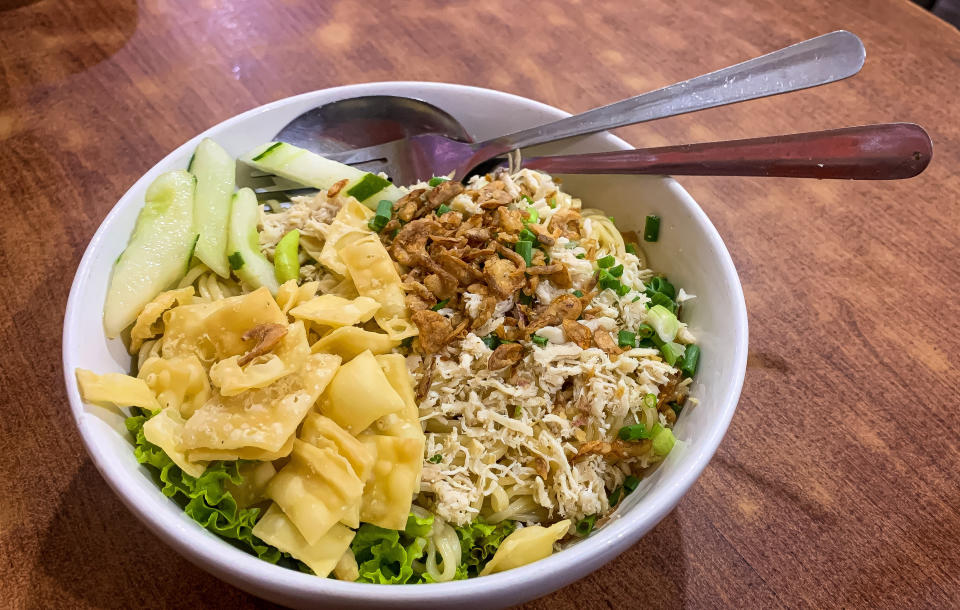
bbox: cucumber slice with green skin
[228,187,279,294]
[189,138,235,278]
[241,142,404,208]
[103,170,198,338]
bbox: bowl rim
[62,80,748,606]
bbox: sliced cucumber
[103,170,198,338]
[241,142,404,208]
[228,187,279,294]
[189,138,235,278]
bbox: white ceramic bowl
[62,82,748,609]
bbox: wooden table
[2,0,958,607]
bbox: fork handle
[476,31,864,157]
[519,123,932,180]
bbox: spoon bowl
[274,95,473,164]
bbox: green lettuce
[454,518,516,578]
[351,511,517,583]
[125,413,303,570]
[352,512,433,584]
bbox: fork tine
[351,160,393,177]
[242,138,411,201]
[253,185,319,202]
[325,138,405,164]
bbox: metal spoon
[324,30,866,184]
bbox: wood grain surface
[2,0,958,608]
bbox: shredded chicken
[398,169,694,525]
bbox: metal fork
[298,30,865,186]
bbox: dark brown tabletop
[2,0,959,608]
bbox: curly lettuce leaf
[352,512,433,584]
[455,518,516,578]
[125,413,299,569]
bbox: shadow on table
[521,511,689,609]
[0,0,138,96]
[29,458,277,610]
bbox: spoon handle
[519,123,932,180]
[478,31,865,156]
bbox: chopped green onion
[660,341,685,366]
[623,475,641,493]
[648,276,676,299]
[618,330,636,348]
[598,274,620,292]
[481,334,501,350]
[521,195,534,204]
[565,240,579,249]
[652,427,676,456]
[637,338,656,348]
[618,423,650,441]
[647,304,679,342]
[616,284,631,297]
[572,290,584,298]
[548,196,557,208]
[575,253,586,259]
[644,215,660,242]
[608,486,623,506]
[632,296,642,303]
[368,199,393,232]
[625,243,639,256]
[346,173,392,202]
[519,228,538,243]
[436,203,452,216]
[647,291,676,313]
[575,515,598,537]
[431,299,450,311]
[531,334,548,347]
[597,255,616,268]
[375,199,392,217]
[608,264,624,278]
[428,176,449,187]
[228,251,244,270]
[643,393,657,410]
[273,229,300,284]
[525,207,539,224]
[680,344,700,377]
[515,240,533,266]
[636,323,654,339]
[428,454,443,464]
[669,402,683,416]
[608,216,615,224]
[514,405,523,418]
